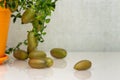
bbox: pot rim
[0,54,9,65]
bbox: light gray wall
[7,0,120,52]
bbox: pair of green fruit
[28,50,53,69]
[13,48,67,69]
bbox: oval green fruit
[28,58,47,69]
[28,57,54,69]
[50,48,67,59]
[28,50,46,59]
[27,31,38,53]
[21,8,35,24]
[74,60,92,70]
[13,50,28,60]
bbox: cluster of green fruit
[13,48,92,70]
[13,48,67,69]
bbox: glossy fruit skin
[28,57,53,69]
[27,31,38,53]
[74,60,92,70]
[28,50,46,59]
[45,57,54,67]
[13,50,28,60]
[28,58,47,69]
[21,8,35,24]
[50,48,67,59]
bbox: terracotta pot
[0,6,11,64]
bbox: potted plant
[0,1,11,64]
[0,0,58,65]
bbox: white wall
[7,0,120,52]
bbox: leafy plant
[0,0,58,54]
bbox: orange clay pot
[0,6,11,64]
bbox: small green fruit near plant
[21,8,35,24]
[28,58,47,69]
[74,60,92,71]
[28,57,54,69]
[13,50,28,60]
[50,48,67,59]
[27,31,38,53]
[28,50,46,59]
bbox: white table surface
[0,52,120,80]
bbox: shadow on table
[52,59,67,69]
[74,70,92,80]
[27,68,53,80]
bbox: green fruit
[21,8,35,24]
[28,50,46,59]
[45,57,54,67]
[28,57,54,69]
[13,50,28,60]
[27,31,38,53]
[28,58,47,69]
[27,46,36,54]
[50,48,67,59]
[74,60,92,70]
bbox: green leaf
[42,32,46,35]
[16,42,22,49]
[13,17,17,23]
[23,40,28,45]
[5,48,14,54]
[46,19,50,23]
